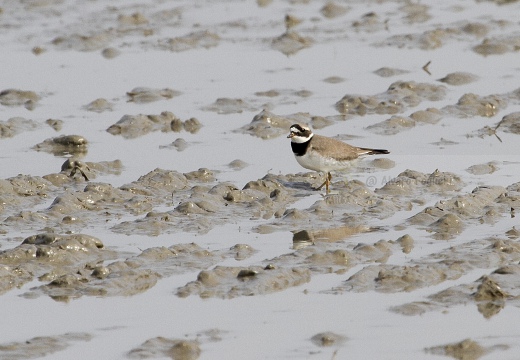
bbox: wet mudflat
[2,0,520,359]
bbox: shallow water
[2,0,520,359]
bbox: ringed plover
[287,123,389,193]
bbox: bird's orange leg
[316,172,332,193]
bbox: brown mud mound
[21,242,254,301]
[365,86,520,136]
[83,98,114,112]
[336,235,520,296]
[0,89,40,108]
[126,87,181,103]
[0,233,114,296]
[392,261,520,318]
[236,109,313,139]
[128,338,201,360]
[1,166,520,304]
[271,31,312,56]
[0,117,39,138]
[177,265,312,299]
[33,135,89,156]
[128,329,225,360]
[113,175,298,235]
[107,112,180,138]
[157,30,220,52]
[335,81,447,116]
[310,331,348,347]
[202,97,257,114]
[426,338,508,360]
[177,239,403,299]
[0,333,93,360]
[438,72,479,86]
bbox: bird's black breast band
[291,138,311,157]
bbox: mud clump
[237,109,312,139]
[365,85,518,135]
[443,93,507,118]
[182,117,202,133]
[495,111,520,135]
[426,339,487,360]
[202,97,256,114]
[170,117,203,134]
[0,174,55,216]
[0,333,93,359]
[374,19,504,51]
[129,329,225,360]
[292,226,371,245]
[466,162,498,175]
[322,76,345,84]
[129,338,201,360]
[228,159,249,170]
[373,67,409,78]
[33,135,89,156]
[107,111,179,138]
[389,241,520,317]
[0,89,40,107]
[0,117,39,138]
[0,233,114,296]
[410,108,443,124]
[101,47,120,59]
[473,275,508,301]
[157,30,220,52]
[376,169,464,198]
[51,32,113,52]
[352,12,387,32]
[126,87,181,103]
[83,98,114,112]
[161,138,189,151]
[272,31,312,56]
[396,234,414,254]
[438,72,479,86]
[23,242,234,301]
[112,170,301,235]
[43,158,122,185]
[348,264,451,293]
[366,115,415,135]
[376,28,457,50]
[45,118,63,131]
[118,12,149,26]
[367,107,444,135]
[320,2,349,19]
[177,265,311,299]
[473,35,520,56]
[22,233,104,248]
[60,158,90,180]
[335,81,447,116]
[127,168,189,194]
[310,332,347,347]
[430,213,464,240]
[400,3,430,24]
[344,233,520,297]
[370,158,395,169]
[405,184,507,237]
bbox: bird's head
[287,124,313,143]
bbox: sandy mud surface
[2,0,520,359]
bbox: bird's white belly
[295,152,356,173]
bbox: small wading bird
[287,123,390,194]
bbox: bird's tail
[360,147,390,155]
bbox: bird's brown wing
[311,135,389,160]
[310,135,362,161]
